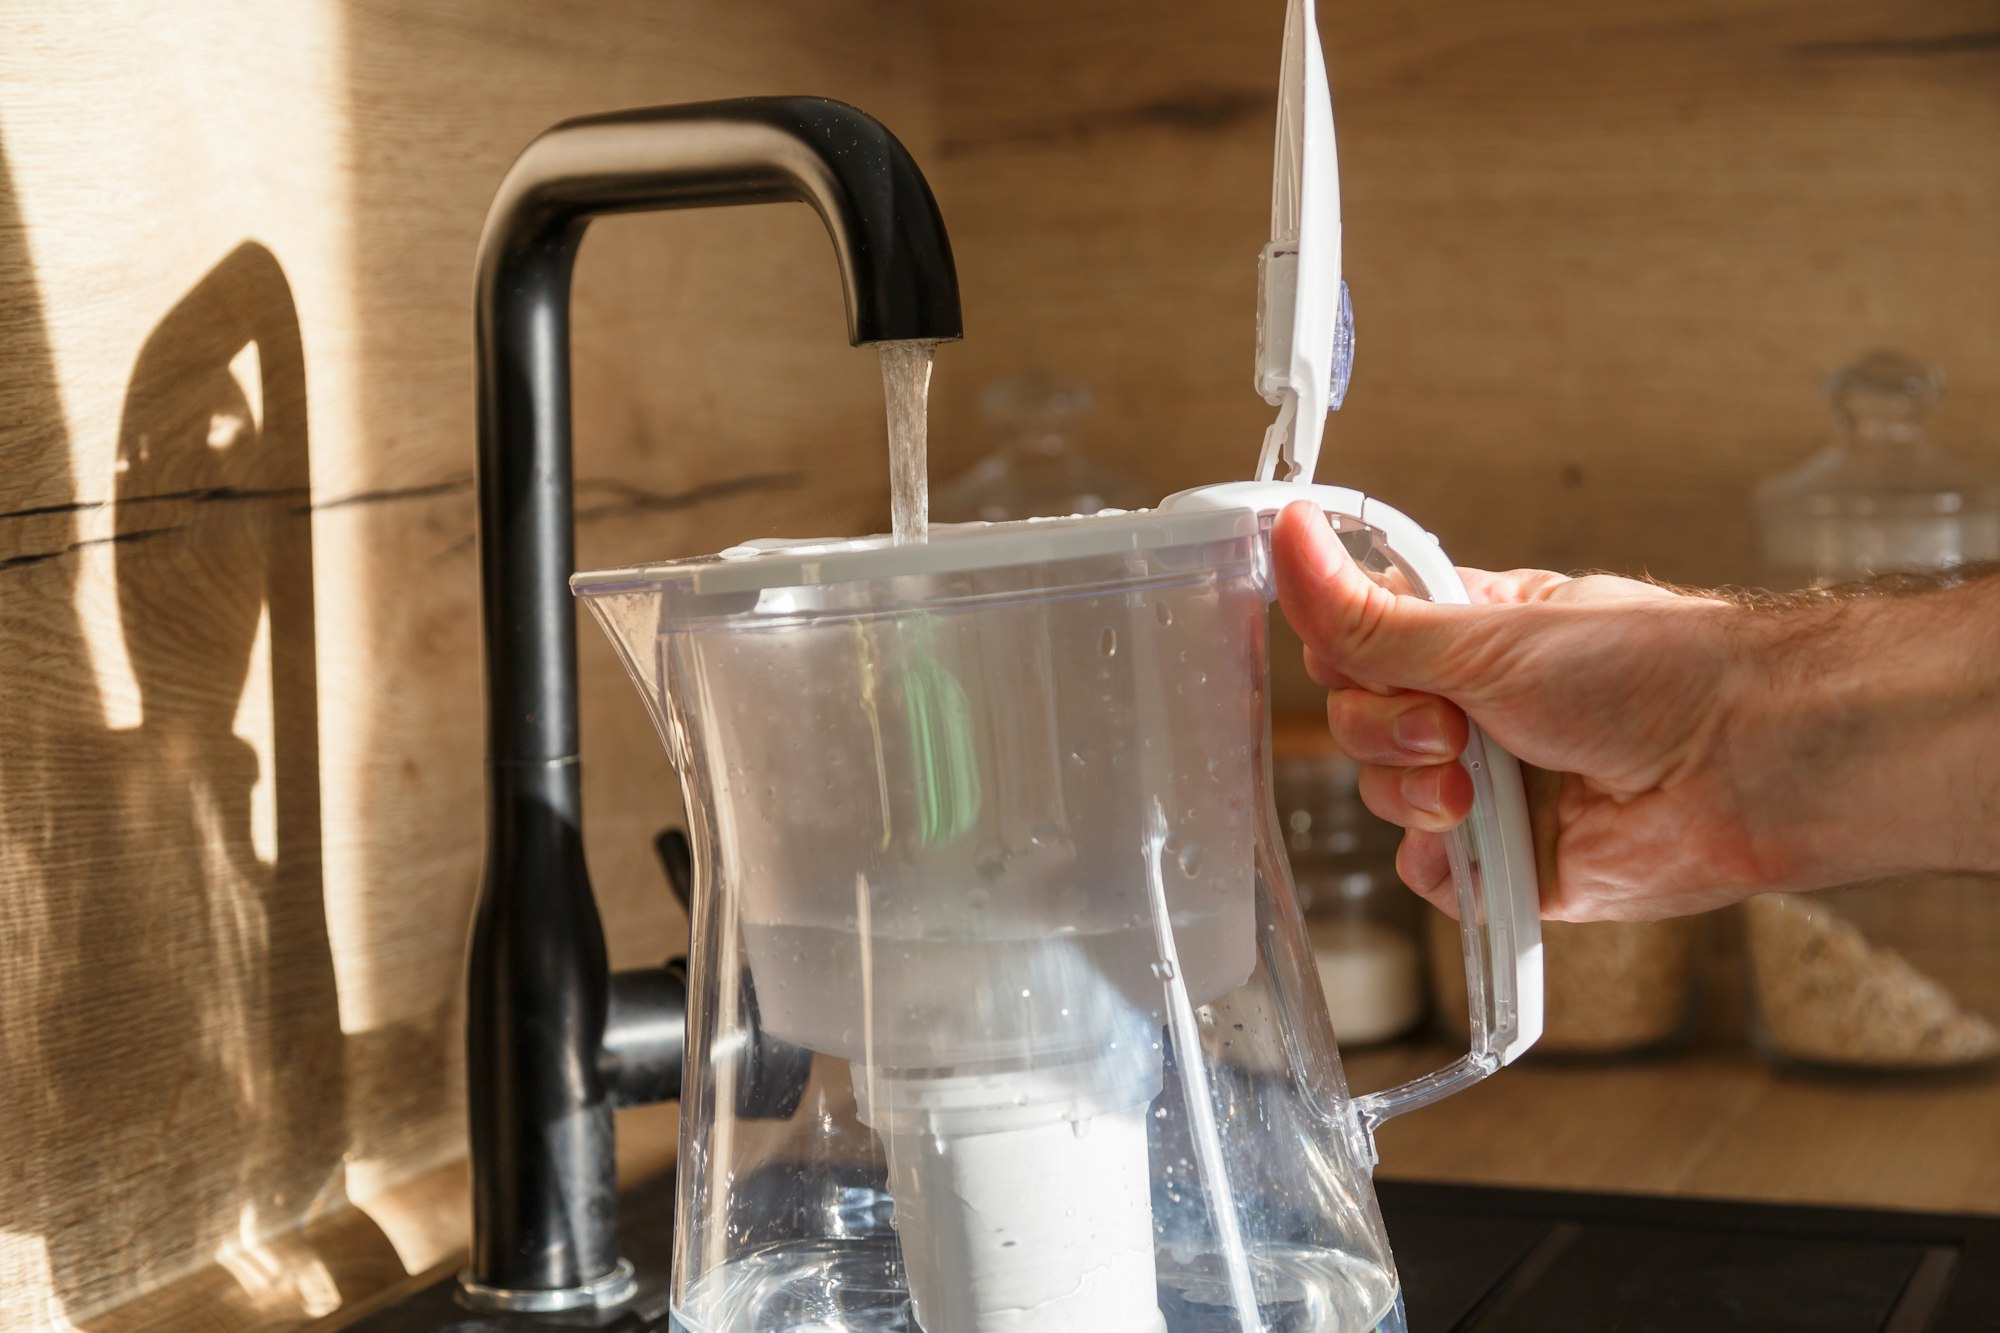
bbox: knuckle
[1356,764,1409,825]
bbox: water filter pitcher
[574,483,1541,1333]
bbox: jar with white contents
[1273,722,1427,1046]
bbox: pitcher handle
[1162,482,1545,1130]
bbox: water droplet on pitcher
[1067,751,1086,771]
[1155,602,1174,626]
[1176,841,1204,876]
[1099,627,1118,657]
[1071,1117,1091,1139]
[1029,821,1059,847]
[1150,959,1177,981]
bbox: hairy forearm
[1723,568,2000,890]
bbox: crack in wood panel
[1794,27,2000,59]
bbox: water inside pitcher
[578,507,1418,1332]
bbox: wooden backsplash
[1,0,1995,1328]
[0,1,933,1327]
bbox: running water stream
[879,340,936,544]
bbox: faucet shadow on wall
[0,229,350,1321]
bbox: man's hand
[1268,501,2000,921]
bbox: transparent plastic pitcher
[574,481,1541,1333]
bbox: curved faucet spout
[465,96,962,1311]
[481,97,963,358]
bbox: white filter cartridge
[854,1048,1167,1333]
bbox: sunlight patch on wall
[212,1203,343,1322]
[346,1158,465,1276]
[232,602,278,865]
[0,1233,77,1332]
[227,340,264,438]
[71,509,143,732]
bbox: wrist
[1722,578,2000,891]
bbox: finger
[1396,831,1454,913]
[1272,502,1481,693]
[1327,689,1469,766]
[1356,760,1475,833]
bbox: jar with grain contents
[1429,912,1704,1058]
[1745,886,2000,1075]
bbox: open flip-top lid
[1253,0,1354,488]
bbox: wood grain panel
[1,2,932,1327]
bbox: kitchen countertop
[98,1040,2000,1331]
[1346,1037,2000,1216]
[350,1174,2000,1331]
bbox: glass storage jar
[932,370,1152,522]
[1755,351,2000,584]
[1271,719,1426,1046]
[1745,887,2000,1073]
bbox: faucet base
[458,1258,638,1315]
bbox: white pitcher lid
[569,502,1263,600]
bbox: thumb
[1271,500,1478,694]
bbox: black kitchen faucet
[464,96,962,1313]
